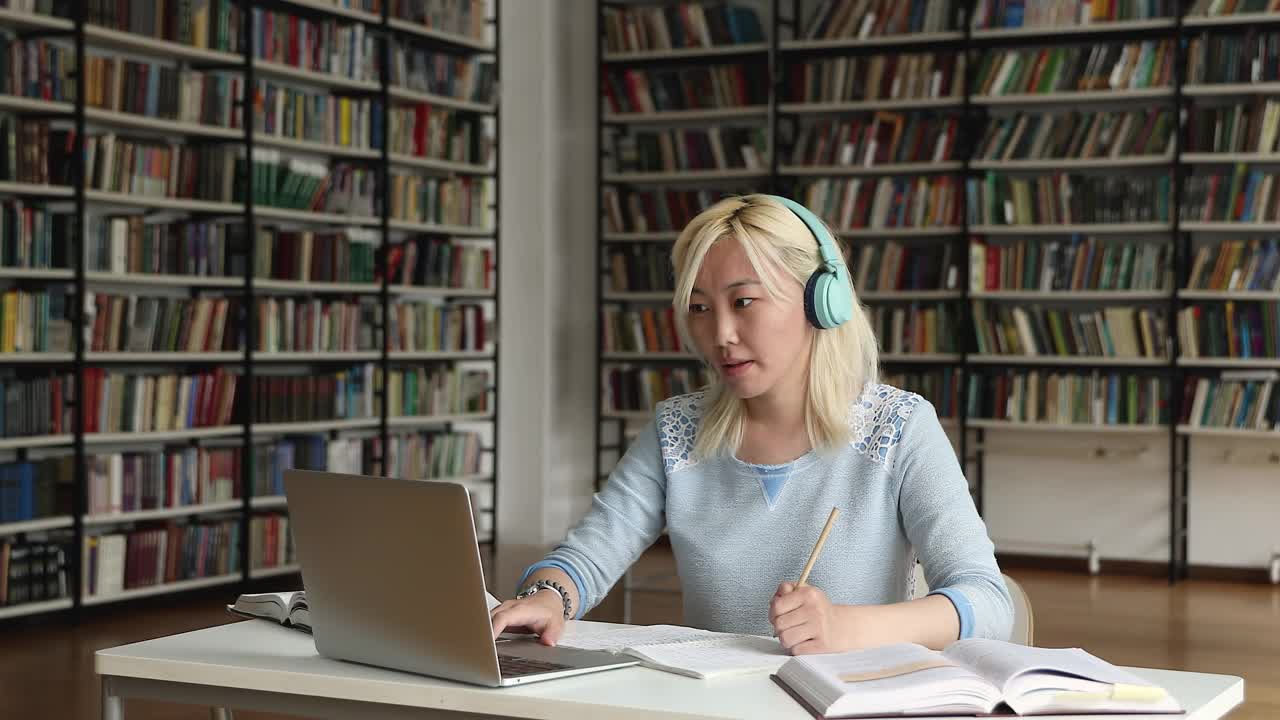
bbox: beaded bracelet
[515,579,573,620]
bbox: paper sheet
[626,634,789,679]
[556,623,719,653]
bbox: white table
[95,619,1245,720]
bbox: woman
[491,194,1012,654]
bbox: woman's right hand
[489,590,569,646]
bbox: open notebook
[773,639,1183,718]
[228,591,501,634]
[555,623,789,679]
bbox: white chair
[911,562,1035,646]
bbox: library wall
[1187,445,1279,569]
[983,436,1280,570]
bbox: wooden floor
[1,547,1274,719]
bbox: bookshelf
[0,0,500,622]
[594,0,1280,585]
[594,0,775,507]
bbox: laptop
[282,469,638,687]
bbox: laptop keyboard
[498,654,574,678]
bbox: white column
[496,0,598,596]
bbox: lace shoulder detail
[656,391,704,475]
[849,383,923,466]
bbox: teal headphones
[761,195,854,330]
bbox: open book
[228,591,312,632]
[773,639,1183,718]
[228,591,502,634]
[555,623,789,679]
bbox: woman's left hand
[769,582,857,654]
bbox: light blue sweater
[522,383,1013,642]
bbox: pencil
[797,506,840,587]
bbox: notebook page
[944,638,1157,692]
[556,623,719,653]
[623,634,789,679]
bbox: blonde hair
[671,194,880,460]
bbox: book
[797,176,962,231]
[386,367,490,418]
[391,0,488,45]
[968,173,1171,226]
[249,8,377,84]
[967,370,1169,427]
[389,42,497,105]
[602,2,764,53]
[388,173,490,229]
[556,623,788,680]
[1,539,70,607]
[251,368,378,425]
[86,0,243,53]
[601,366,714,413]
[84,520,241,596]
[785,53,965,104]
[973,42,1174,97]
[1186,31,1280,85]
[603,64,768,115]
[608,127,770,174]
[883,369,961,420]
[227,590,503,634]
[772,639,1182,718]
[227,591,312,632]
[86,447,242,516]
[805,0,961,39]
[972,0,1175,29]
